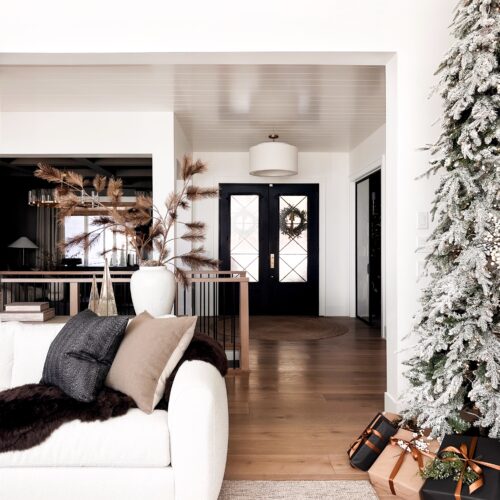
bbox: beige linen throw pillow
[105,311,197,413]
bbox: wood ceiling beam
[115,169,152,177]
[0,159,31,175]
[71,158,113,177]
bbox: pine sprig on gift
[447,416,472,435]
[421,452,480,485]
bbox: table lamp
[8,236,38,267]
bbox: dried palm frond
[54,185,69,198]
[135,193,152,209]
[90,216,114,227]
[179,248,219,270]
[154,239,164,254]
[107,178,123,203]
[180,229,205,242]
[101,246,118,256]
[149,220,166,239]
[189,246,205,255]
[165,192,182,211]
[56,193,80,220]
[181,156,207,180]
[65,170,84,188]
[140,259,163,267]
[174,268,190,287]
[184,221,205,230]
[83,232,103,251]
[35,163,65,183]
[59,230,102,252]
[92,175,107,193]
[58,232,87,251]
[124,209,151,226]
[33,158,217,271]
[185,186,219,200]
[110,207,126,225]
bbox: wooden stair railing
[0,269,250,372]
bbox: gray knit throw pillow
[41,309,128,402]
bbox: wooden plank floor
[225,316,387,496]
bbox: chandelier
[28,188,99,208]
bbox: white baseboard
[384,391,400,413]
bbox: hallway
[225,317,385,481]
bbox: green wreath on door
[279,206,308,239]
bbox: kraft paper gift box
[348,412,399,471]
[421,435,500,500]
[368,428,439,500]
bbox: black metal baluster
[208,279,212,338]
[222,283,226,352]
[214,280,218,343]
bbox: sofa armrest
[168,360,228,500]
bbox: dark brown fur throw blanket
[0,333,227,453]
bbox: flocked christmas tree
[402,0,500,438]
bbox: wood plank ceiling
[0,65,385,151]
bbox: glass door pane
[279,195,308,282]
[356,179,370,321]
[230,194,259,282]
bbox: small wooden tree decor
[88,275,99,313]
[97,259,117,317]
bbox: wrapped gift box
[348,412,398,471]
[368,428,439,500]
[421,435,500,500]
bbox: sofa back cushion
[0,324,15,390]
[41,310,128,402]
[0,322,63,390]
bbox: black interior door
[355,170,381,326]
[219,183,319,315]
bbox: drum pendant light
[249,134,298,177]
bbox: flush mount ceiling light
[249,134,298,177]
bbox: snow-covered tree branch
[402,0,500,438]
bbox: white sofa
[0,321,229,500]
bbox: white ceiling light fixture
[249,134,298,177]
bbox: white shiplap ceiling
[0,64,385,151]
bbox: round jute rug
[250,316,349,341]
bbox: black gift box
[348,412,398,471]
[421,435,500,500]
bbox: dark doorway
[219,183,319,315]
[355,170,381,326]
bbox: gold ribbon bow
[387,435,435,496]
[348,414,384,460]
[439,436,500,500]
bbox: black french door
[219,183,319,315]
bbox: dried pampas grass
[35,156,219,283]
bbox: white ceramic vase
[130,266,177,317]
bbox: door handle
[270,253,275,269]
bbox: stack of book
[0,302,55,322]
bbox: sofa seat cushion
[0,409,170,467]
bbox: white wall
[174,116,193,178]
[350,125,386,179]
[348,125,386,325]
[0,112,175,217]
[192,151,350,316]
[0,0,458,411]
[174,116,193,259]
